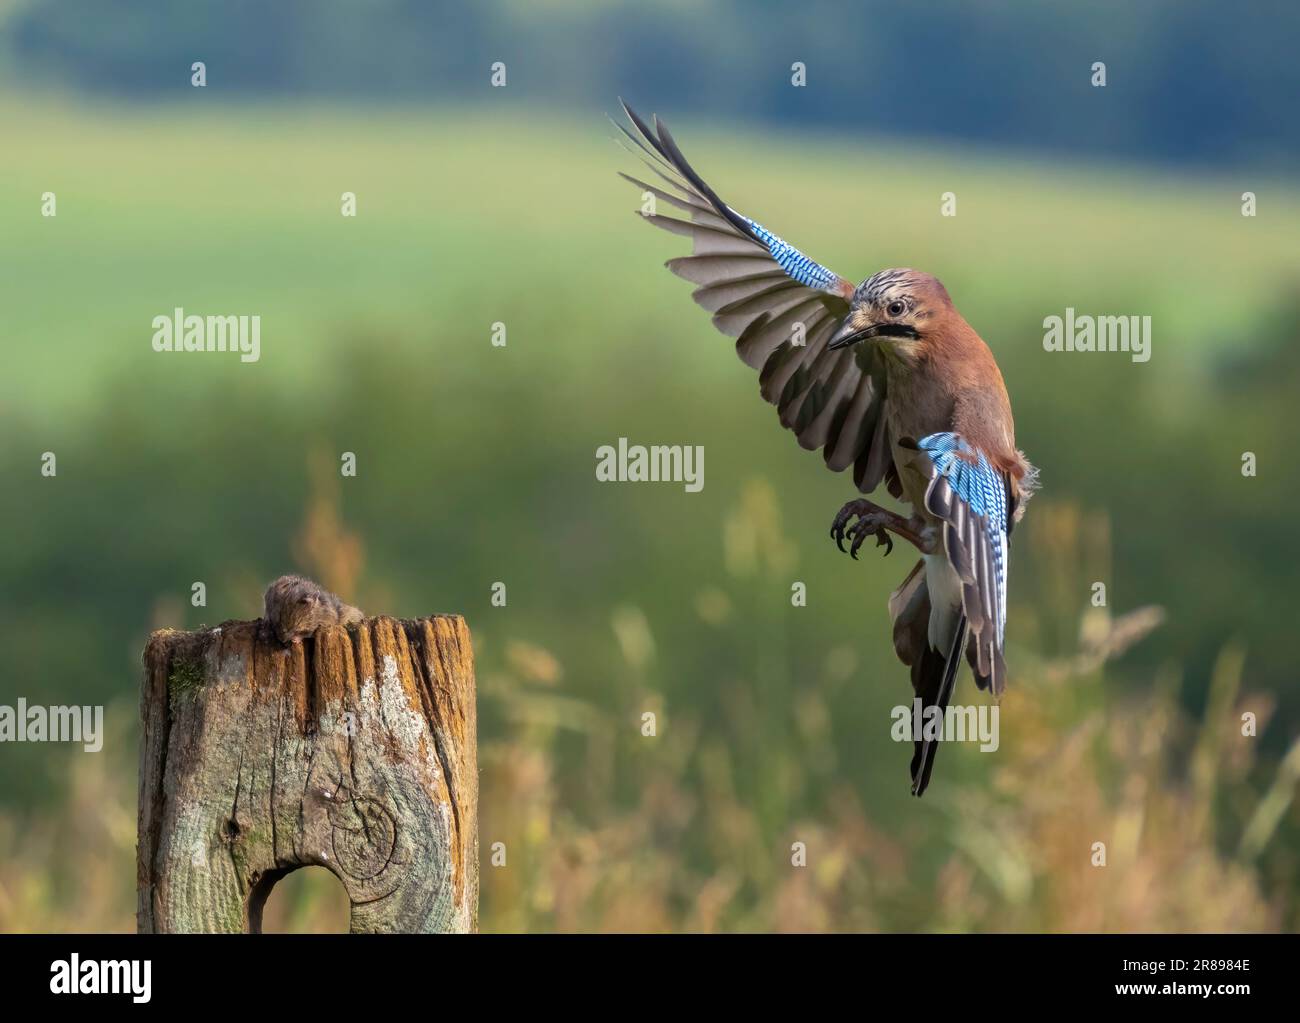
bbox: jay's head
[828,268,954,353]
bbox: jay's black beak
[827,320,919,350]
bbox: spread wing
[617,100,894,494]
[912,433,1012,695]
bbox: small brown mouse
[263,575,364,645]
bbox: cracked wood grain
[137,614,478,933]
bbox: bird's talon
[830,501,900,562]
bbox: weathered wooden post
[137,614,477,933]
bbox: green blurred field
[2,100,1299,932]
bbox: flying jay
[617,101,1038,795]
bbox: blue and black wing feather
[617,100,896,497]
[619,102,848,294]
[915,433,1011,694]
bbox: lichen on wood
[137,614,478,933]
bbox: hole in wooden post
[248,866,351,934]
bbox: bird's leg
[830,499,932,560]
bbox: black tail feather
[910,614,968,797]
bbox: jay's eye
[887,300,906,318]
